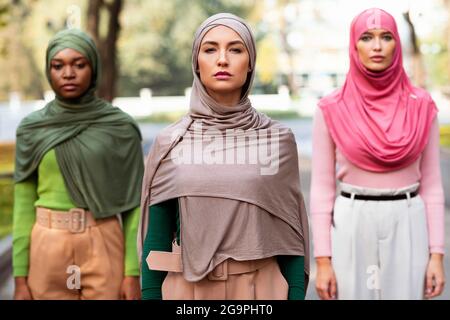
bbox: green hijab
[15,29,144,218]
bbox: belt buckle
[208,260,228,281]
[69,208,86,233]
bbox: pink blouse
[310,108,445,257]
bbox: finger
[315,284,324,300]
[330,279,337,299]
[431,279,445,298]
[425,274,433,298]
[319,284,331,300]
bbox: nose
[373,37,382,51]
[217,49,228,67]
[62,66,75,79]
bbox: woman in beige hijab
[138,13,310,300]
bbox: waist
[339,182,419,200]
[147,248,274,281]
[36,207,113,233]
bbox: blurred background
[1,0,450,300]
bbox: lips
[370,56,385,62]
[214,71,232,79]
[61,84,78,91]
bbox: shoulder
[317,88,342,109]
[254,111,295,137]
[409,86,435,105]
[16,107,47,134]
[108,104,137,122]
[153,116,191,147]
[408,87,438,116]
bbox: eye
[203,47,216,53]
[359,35,372,42]
[75,63,86,69]
[382,34,393,41]
[51,64,63,70]
[230,47,243,53]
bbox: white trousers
[331,182,429,300]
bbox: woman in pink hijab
[310,8,445,299]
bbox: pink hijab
[319,8,437,172]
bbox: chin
[209,83,243,93]
[366,64,389,72]
[59,92,84,99]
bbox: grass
[0,177,13,239]
[0,142,14,174]
[136,110,302,123]
[441,125,450,148]
[0,143,14,239]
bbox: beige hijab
[138,13,310,285]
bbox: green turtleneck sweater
[12,149,140,277]
[141,198,305,300]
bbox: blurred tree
[0,0,265,100]
[87,0,123,102]
[117,0,258,97]
[0,0,44,100]
[0,0,10,28]
[275,0,300,97]
[403,10,426,88]
[446,0,450,94]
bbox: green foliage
[0,0,278,99]
[0,142,14,239]
[0,178,13,239]
[422,38,449,87]
[118,0,258,96]
[441,125,450,148]
[0,0,10,28]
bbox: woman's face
[49,48,92,99]
[197,25,250,105]
[356,28,396,72]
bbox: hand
[424,253,445,299]
[14,277,33,300]
[120,276,141,300]
[315,257,337,300]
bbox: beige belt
[36,207,99,233]
[147,250,274,281]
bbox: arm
[122,206,141,276]
[13,177,38,277]
[119,206,141,300]
[419,117,446,298]
[141,198,178,300]
[310,108,337,258]
[13,176,38,300]
[277,256,305,300]
[310,108,338,299]
[419,118,445,255]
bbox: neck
[206,89,242,107]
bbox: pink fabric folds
[319,8,437,172]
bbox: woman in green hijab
[12,29,144,300]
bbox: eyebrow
[361,31,393,36]
[201,40,245,46]
[51,57,87,63]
